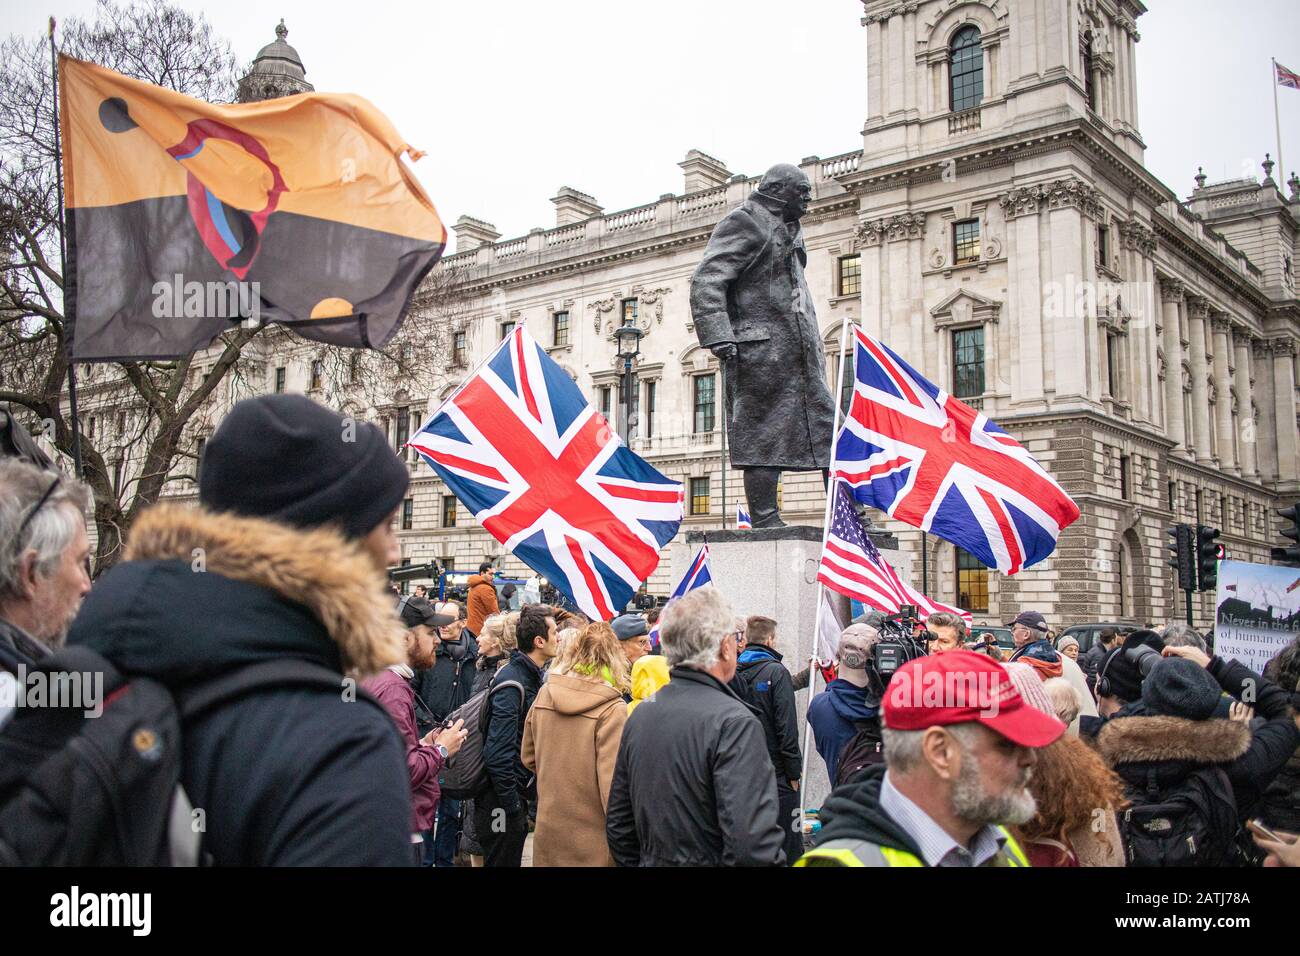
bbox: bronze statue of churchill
[689,163,837,528]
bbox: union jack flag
[409,327,683,621]
[818,482,972,625]
[1277,60,1300,90]
[834,326,1079,574]
[649,543,713,650]
[736,506,752,530]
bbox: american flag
[649,544,713,650]
[409,327,682,621]
[736,505,752,530]
[818,481,972,625]
[835,326,1079,574]
[1278,60,1300,90]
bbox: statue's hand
[711,342,738,363]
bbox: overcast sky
[6,0,1298,242]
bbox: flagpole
[799,318,855,826]
[1273,58,1286,187]
[720,362,728,530]
[49,17,83,479]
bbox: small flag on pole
[409,327,682,621]
[736,505,752,530]
[1277,60,1300,89]
[649,544,713,650]
[818,481,972,626]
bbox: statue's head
[755,164,812,222]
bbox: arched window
[1082,30,1096,110]
[950,26,984,112]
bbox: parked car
[1057,622,1136,656]
[967,625,1015,657]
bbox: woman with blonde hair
[521,622,629,866]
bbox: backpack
[436,678,524,800]
[1118,765,1240,867]
[834,718,885,787]
[0,645,379,866]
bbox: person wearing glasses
[0,459,93,674]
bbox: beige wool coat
[521,671,627,867]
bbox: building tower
[236,19,315,103]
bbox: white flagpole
[1273,58,1286,186]
[799,318,856,829]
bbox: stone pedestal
[669,525,908,813]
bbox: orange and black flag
[59,55,447,360]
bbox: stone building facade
[65,5,1299,631]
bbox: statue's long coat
[689,194,836,470]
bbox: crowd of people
[1,392,1298,869]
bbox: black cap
[400,596,454,629]
[199,394,409,539]
[1006,610,1048,633]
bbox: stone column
[1211,314,1237,474]
[1234,330,1258,479]
[1186,296,1213,464]
[1159,279,1186,449]
[1271,337,1300,491]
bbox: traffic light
[1273,503,1300,567]
[1167,523,1196,591]
[1195,525,1221,592]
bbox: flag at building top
[58,55,445,360]
[649,543,713,650]
[818,481,972,625]
[736,505,752,530]
[1277,60,1300,89]
[409,327,683,621]
[833,326,1080,574]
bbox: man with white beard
[797,650,1065,867]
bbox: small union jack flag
[736,505,752,530]
[1277,60,1300,90]
[834,326,1080,574]
[409,327,683,621]
[649,543,713,650]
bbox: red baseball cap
[882,649,1066,748]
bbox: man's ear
[921,726,959,781]
[13,549,39,601]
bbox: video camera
[871,604,931,685]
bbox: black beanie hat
[199,394,409,540]
[1142,656,1224,720]
[1098,629,1165,702]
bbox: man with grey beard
[798,649,1065,867]
[0,459,93,674]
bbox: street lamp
[613,324,643,443]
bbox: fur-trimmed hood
[68,504,404,680]
[1097,715,1250,768]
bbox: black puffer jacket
[730,644,802,782]
[1097,656,1300,824]
[606,667,784,866]
[481,649,544,815]
[65,505,412,866]
[413,631,479,735]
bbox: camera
[871,604,930,684]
